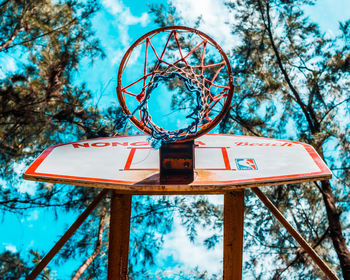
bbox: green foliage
[0,250,30,279]
[149,0,350,279]
[0,0,349,279]
[0,0,113,179]
[45,194,223,279]
[226,0,349,277]
[0,1,115,276]
[0,0,119,232]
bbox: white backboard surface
[23,134,332,193]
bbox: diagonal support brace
[252,187,339,280]
[26,189,109,280]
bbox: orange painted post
[26,189,109,280]
[224,190,245,280]
[252,187,339,280]
[107,192,132,280]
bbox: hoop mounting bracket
[160,140,195,184]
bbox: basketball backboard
[23,134,331,193]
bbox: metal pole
[252,187,339,280]
[26,189,109,280]
[224,190,245,280]
[107,192,132,279]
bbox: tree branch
[0,26,24,51]
[1,18,77,52]
[256,0,319,134]
[72,210,106,280]
[320,96,350,124]
[291,187,320,239]
[272,227,330,279]
[0,0,33,51]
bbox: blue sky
[1,0,350,278]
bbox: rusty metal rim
[116,25,234,143]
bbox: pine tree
[0,251,30,279]
[150,0,350,278]
[224,0,350,278]
[0,1,221,277]
[0,1,115,275]
[2,1,349,278]
[0,0,121,214]
[0,0,114,179]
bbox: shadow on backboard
[134,172,195,185]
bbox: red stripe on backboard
[27,172,136,185]
[302,144,331,175]
[124,148,136,170]
[24,145,57,175]
[23,135,332,186]
[125,146,232,171]
[124,147,157,171]
[221,147,231,170]
[196,147,231,171]
[198,171,331,185]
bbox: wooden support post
[252,187,339,280]
[224,190,245,280]
[26,189,109,280]
[107,192,132,280]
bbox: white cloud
[170,0,237,52]
[124,11,149,27]
[103,0,149,27]
[0,56,18,77]
[9,161,37,195]
[102,0,150,66]
[111,49,124,66]
[28,240,35,248]
[0,161,37,195]
[207,194,223,205]
[17,181,36,195]
[102,0,150,48]
[27,210,40,221]
[7,57,17,72]
[158,213,222,275]
[118,25,131,48]
[102,0,123,14]
[127,46,142,66]
[110,35,142,66]
[3,243,17,253]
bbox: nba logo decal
[235,158,258,170]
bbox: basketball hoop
[23,26,337,280]
[116,26,234,144]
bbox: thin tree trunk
[256,0,350,277]
[72,211,106,280]
[256,0,318,134]
[320,180,350,279]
